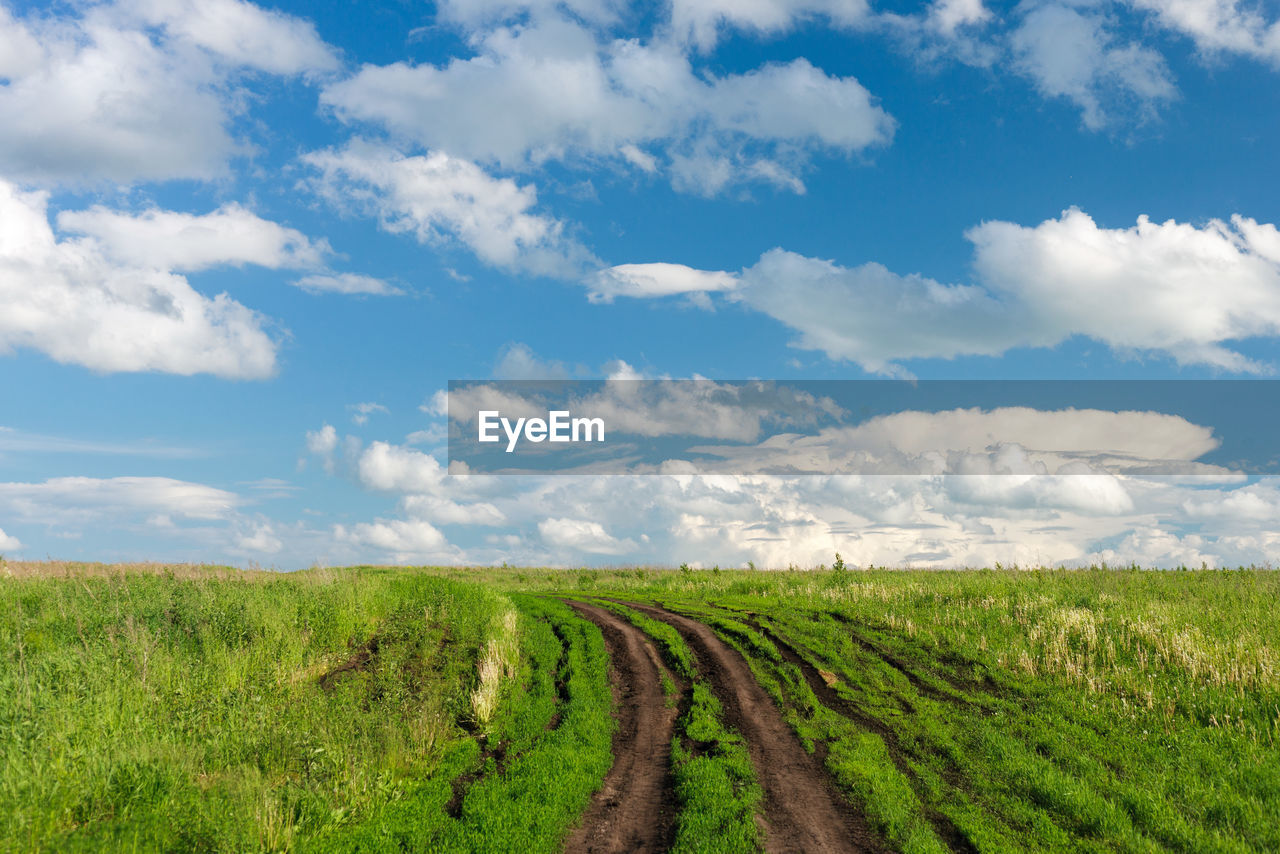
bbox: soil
[623,601,888,854]
[562,601,681,854]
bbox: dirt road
[563,601,680,854]
[624,601,885,854]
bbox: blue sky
[3,0,1280,568]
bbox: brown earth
[623,601,886,854]
[563,601,680,854]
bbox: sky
[3,0,1280,569]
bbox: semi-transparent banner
[446,380,1280,476]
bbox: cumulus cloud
[334,518,457,562]
[734,249,1009,375]
[538,516,637,554]
[122,0,339,75]
[284,417,1280,568]
[1010,2,1176,129]
[926,0,993,36]
[357,441,450,494]
[402,494,507,526]
[616,207,1280,375]
[0,527,21,551]
[0,0,336,184]
[304,140,597,277]
[1130,0,1280,65]
[968,208,1280,372]
[56,203,329,271]
[236,522,283,554]
[0,180,277,378]
[320,19,893,194]
[305,424,338,472]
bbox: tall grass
[0,567,517,851]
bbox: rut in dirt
[736,612,979,854]
[623,601,886,854]
[563,601,680,854]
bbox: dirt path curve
[562,601,679,854]
[623,601,886,854]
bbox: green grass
[487,565,1280,852]
[3,562,1278,852]
[0,567,612,853]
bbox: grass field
[1,560,1277,852]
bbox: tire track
[623,601,886,854]
[740,614,979,854]
[563,601,679,854]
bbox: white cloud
[320,19,893,195]
[538,517,636,554]
[349,402,389,425]
[57,203,329,272]
[402,494,507,526]
[494,342,576,379]
[292,273,401,295]
[968,208,1280,372]
[620,207,1280,375]
[0,428,195,457]
[288,422,1280,568]
[0,527,21,551]
[926,0,992,36]
[236,522,283,554]
[0,476,240,524]
[876,0,997,67]
[0,179,277,378]
[123,0,339,75]
[334,518,458,562]
[305,424,338,471]
[1130,0,1280,64]
[1010,3,1176,129]
[0,0,335,184]
[684,407,1221,478]
[586,262,738,303]
[734,249,1010,375]
[406,424,448,447]
[357,441,451,494]
[668,0,870,50]
[431,0,624,29]
[306,424,338,456]
[1182,483,1280,520]
[305,140,597,277]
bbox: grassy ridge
[0,567,613,852]
[318,595,614,852]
